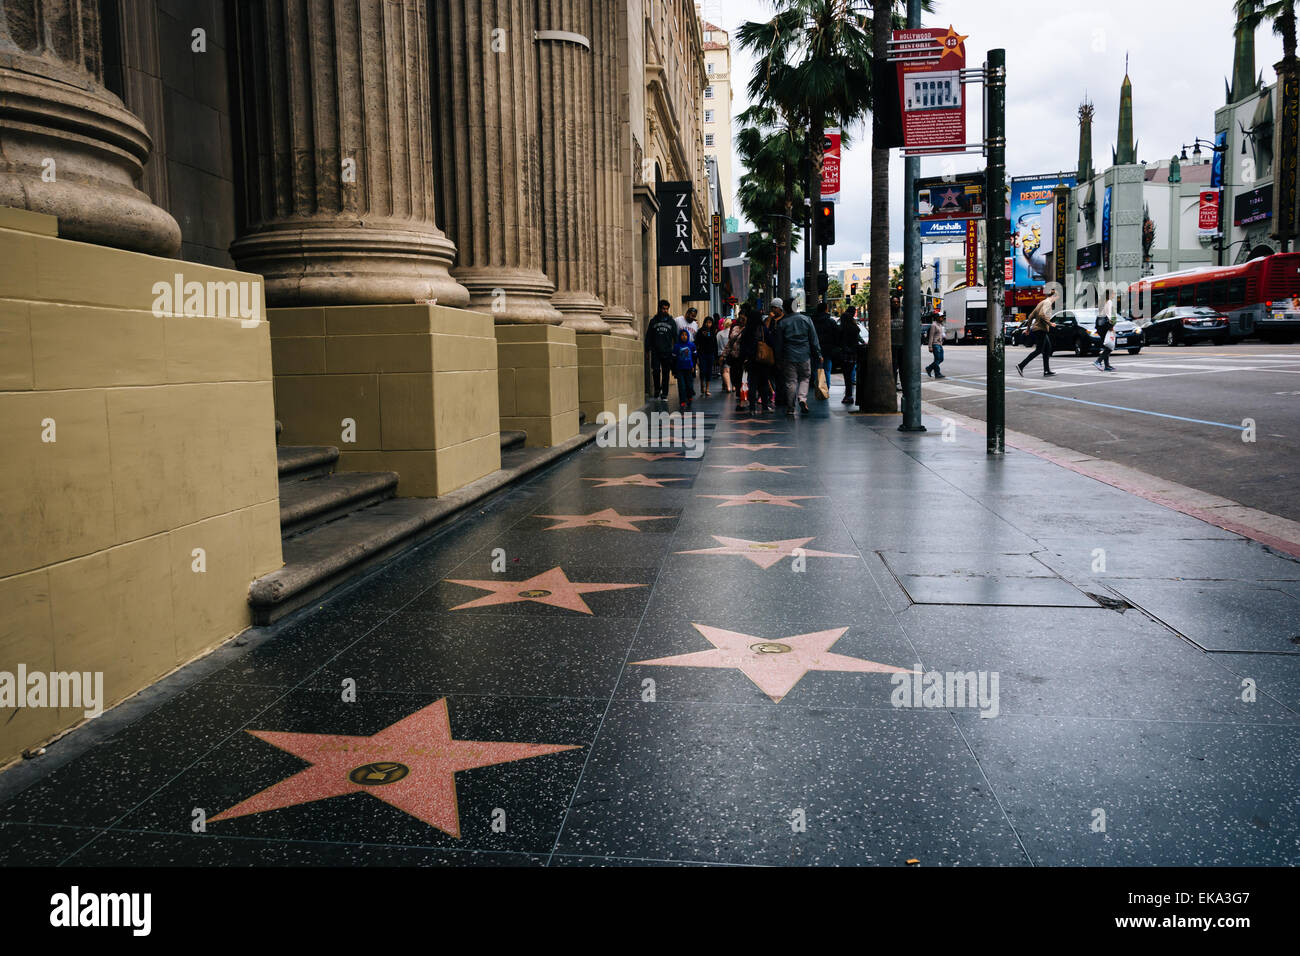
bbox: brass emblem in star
[634,625,917,702]
[584,474,686,488]
[708,462,804,474]
[697,489,824,508]
[537,508,672,531]
[445,566,644,614]
[676,535,855,569]
[211,698,579,837]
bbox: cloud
[721,0,1285,275]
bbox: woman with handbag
[740,302,776,414]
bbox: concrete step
[277,445,339,481]
[248,425,605,625]
[500,430,527,451]
[278,470,399,537]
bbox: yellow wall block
[274,373,381,450]
[48,536,176,712]
[435,433,501,494]
[0,206,57,236]
[169,509,256,661]
[324,334,434,374]
[323,303,433,336]
[270,336,327,376]
[165,313,270,384]
[497,366,516,417]
[0,228,40,300]
[30,303,166,389]
[268,307,326,338]
[0,299,33,389]
[433,334,498,373]
[379,373,437,450]
[0,389,116,579]
[433,370,500,449]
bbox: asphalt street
[915,342,1300,522]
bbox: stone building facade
[0,0,711,764]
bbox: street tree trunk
[862,0,896,412]
[781,153,795,303]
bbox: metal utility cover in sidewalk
[880,551,1100,607]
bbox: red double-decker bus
[1126,253,1300,341]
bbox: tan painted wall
[0,207,283,766]
[269,304,502,497]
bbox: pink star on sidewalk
[718,442,790,450]
[708,462,804,474]
[676,535,854,568]
[585,474,686,488]
[445,566,643,614]
[635,625,916,702]
[698,489,823,508]
[210,698,579,837]
[537,508,672,531]
[613,452,684,461]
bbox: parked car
[1005,316,1030,345]
[1067,308,1145,355]
[1139,306,1231,346]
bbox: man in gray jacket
[771,299,823,416]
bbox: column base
[454,266,564,325]
[495,324,580,446]
[554,290,611,333]
[602,306,638,339]
[269,303,501,496]
[232,223,472,308]
[576,333,644,423]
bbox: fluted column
[0,0,180,255]
[590,0,634,337]
[228,0,468,307]
[535,0,607,331]
[430,0,562,324]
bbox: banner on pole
[1198,190,1221,235]
[686,249,711,300]
[821,130,842,202]
[964,220,978,285]
[915,172,985,220]
[894,25,968,152]
[711,214,723,284]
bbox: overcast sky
[711,0,1286,273]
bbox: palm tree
[1235,0,1298,61]
[736,104,804,302]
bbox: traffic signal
[818,201,835,246]
[850,282,858,296]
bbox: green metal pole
[899,0,925,432]
[985,48,1006,455]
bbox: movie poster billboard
[1009,174,1076,287]
[893,26,968,152]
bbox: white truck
[940,285,986,343]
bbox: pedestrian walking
[811,301,839,400]
[773,299,823,416]
[1094,311,1116,372]
[727,312,748,409]
[838,306,861,404]
[645,299,677,402]
[696,316,718,397]
[889,295,905,392]
[1016,289,1058,378]
[924,312,948,379]
[716,319,732,392]
[675,306,699,342]
[740,301,777,414]
[672,328,696,410]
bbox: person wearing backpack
[672,327,697,410]
[645,299,677,403]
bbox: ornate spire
[1114,61,1135,166]
[1078,99,1095,181]
[1228,16,1257,104]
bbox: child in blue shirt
[673,328,697,410]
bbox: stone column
[228,0,468,307]
[590,0,635,337]
[535,0,607,330]
[430,0,562,324]
[0,0,180,255]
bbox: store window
[705,133,715,147]
[704,86,714,99]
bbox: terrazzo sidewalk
[2,385,1298,867]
